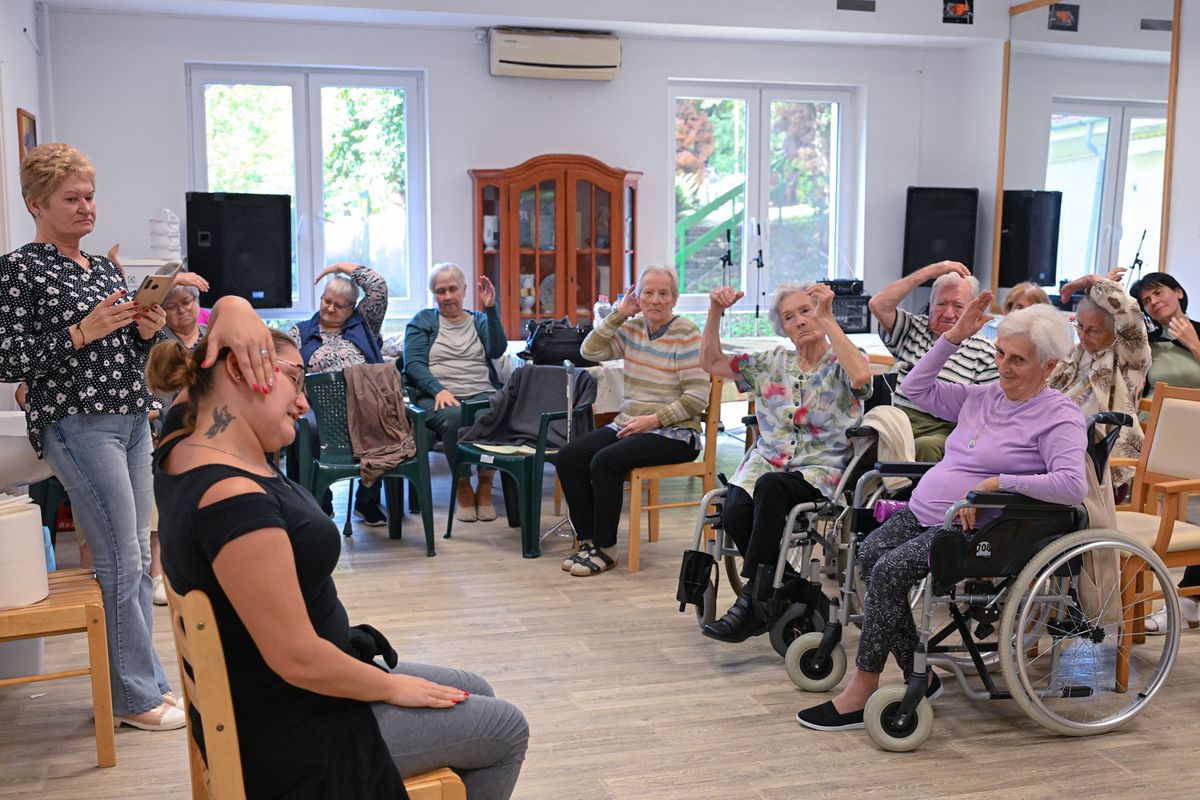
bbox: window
[670,83,855,329]
[1045,100,1165,284]
[187,66,427,320]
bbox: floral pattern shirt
[729,346,871,499]
[288,264,388,373]
[0,243,163,455]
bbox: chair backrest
[163,576,246,800]
[699,375,724,461]
[1140,382,1200,479]
[304,371,356,464]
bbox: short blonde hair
[20,143,96,214]
[1002,282,1051,314]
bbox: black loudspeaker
[998,190,1062,288]
[902,187,979,281]
[185,192,293,309]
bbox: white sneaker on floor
[115,701,186,731]
[1145,596,1200,635]
[152,574,167,606]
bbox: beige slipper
[456,504,478,523]
[476,503,497,522]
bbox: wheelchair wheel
[998,529,1180,737]
[785,632,846,692]
[694,578,718,628]
[864,684,934,752]
[769,602,826,656]
[723,554,744,595]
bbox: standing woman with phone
[0,143,185,730]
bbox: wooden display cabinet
[470,154,641,339]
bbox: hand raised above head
[313,262,357,285]
[921,260,970,282]
[476,275,496,308]
[944,291,994,345]
[805,283,835,319]
[708,286,744,314]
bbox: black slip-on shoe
[796,701,865,732]
[354,501,388,527]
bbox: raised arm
[700,286,741,380]
[581,284,636,362]
[808,284,871,389]
[900,291,994,420]
[869,260,970,336]
[476,276,507,358]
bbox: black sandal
[569,546,616,576]
[562,543,595,572]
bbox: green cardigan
[403,305,507,402]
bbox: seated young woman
[797,297,1087,733]
[698,282,872,642]
[148,296,528,800]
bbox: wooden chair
[1113,383,1200,686]
[164,576,466,799]
[0,567,115,768]
[626,375,723,573]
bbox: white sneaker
[1145,596,1200,636]
[152,574,167,606]
[115,701,186,731]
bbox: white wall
[42,9,1004,309]
[0,1,42,251]
[1165,0,1199,285]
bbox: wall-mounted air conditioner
[489,28,621,81]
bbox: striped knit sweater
[581,311,710,432]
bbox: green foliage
[205,84,296,194]
[321,87,408,219]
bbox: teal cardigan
[403,304,507,402]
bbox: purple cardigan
[901,336,1088,528]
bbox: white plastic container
[0,503,49,610]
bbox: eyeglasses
[1073,322,1108,338]
[162,296,197,313]
[275,358,306,394]
[321,296,352,312]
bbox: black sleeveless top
[154,412,407,799]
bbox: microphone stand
[719,227,734,338]
[1129,229,1147,283]
[751,219,765,336]
[541,359,578,542]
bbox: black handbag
[524,318,598,367]
[676,549,717,612]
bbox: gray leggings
[855,508,943,676]
[371,662,529,800]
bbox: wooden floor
[3,435,1200,798]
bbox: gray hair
[165,284,200,302]
[931,271,981,301]
[636,265,680,300]
[1075,294,1115,331]
[768,282,817,337]
[428,262,467,294]
[323,275,360,306]
[996,303,1073,365]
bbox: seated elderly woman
[160,276,211,350]
[555,265,710,577]
[1048,276,1149,488]
[797,297,1087,732]
[289,261,389,525]
[404,263,506,522]
[1002,281,1050,314]
[697,283,872,641]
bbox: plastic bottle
[593,294,613,321]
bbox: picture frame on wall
[1048,4,1080,32]
[16,108,37,162]
[942,1,973,25]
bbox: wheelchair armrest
[942,491,1081,528]
[846,426,877,439]
[875,461,936,477]
[1087,411,1132,430]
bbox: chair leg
[85,601,116,768]
[554,476,563,516]
[628,475,642,573]
[516,461,539,559]
[647,479,661,543]
[415,462,436,557]
[1117,557,1139,693]
[342,479,354,538]
[445,464,468,540]
[501,473,521,529]
[1133,568,1147,645]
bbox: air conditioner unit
[489,28,620,81]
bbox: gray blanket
[458,364,597,448]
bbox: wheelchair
[678,424,886,657]
[784,412,1182,751]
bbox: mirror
[992,0,1181,302]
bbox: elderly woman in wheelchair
[798,297,1094,729]
[696,282,872,645]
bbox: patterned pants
[855,507,945,675]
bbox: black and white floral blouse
[0,243,163,456]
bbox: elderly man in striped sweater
[555,265,710,577]
[868,260,998,461]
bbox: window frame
[186,64,427,318]
[667,82,858,314]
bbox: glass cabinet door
[514,177,560,323]
[480,183,502,311]
[573,179,613,323]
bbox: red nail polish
[463,691,470,697]
[275,366,281,372]
[251,383,259,391]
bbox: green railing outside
[674,183,745,282]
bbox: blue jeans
[42,412,171,715]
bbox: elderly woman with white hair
[869,260,998,461]
[161,282,209,350]
[798,295,1088,733]
[404,263,505,521]
[698,282,872,641]
[555,265,710,576]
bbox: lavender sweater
[902,336,1088,529]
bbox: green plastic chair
[297,370,437,556]
[446,369,595,558]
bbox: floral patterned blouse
[729,346,871,499]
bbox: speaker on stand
[185,192,293,309]
[998,189,1062,288]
